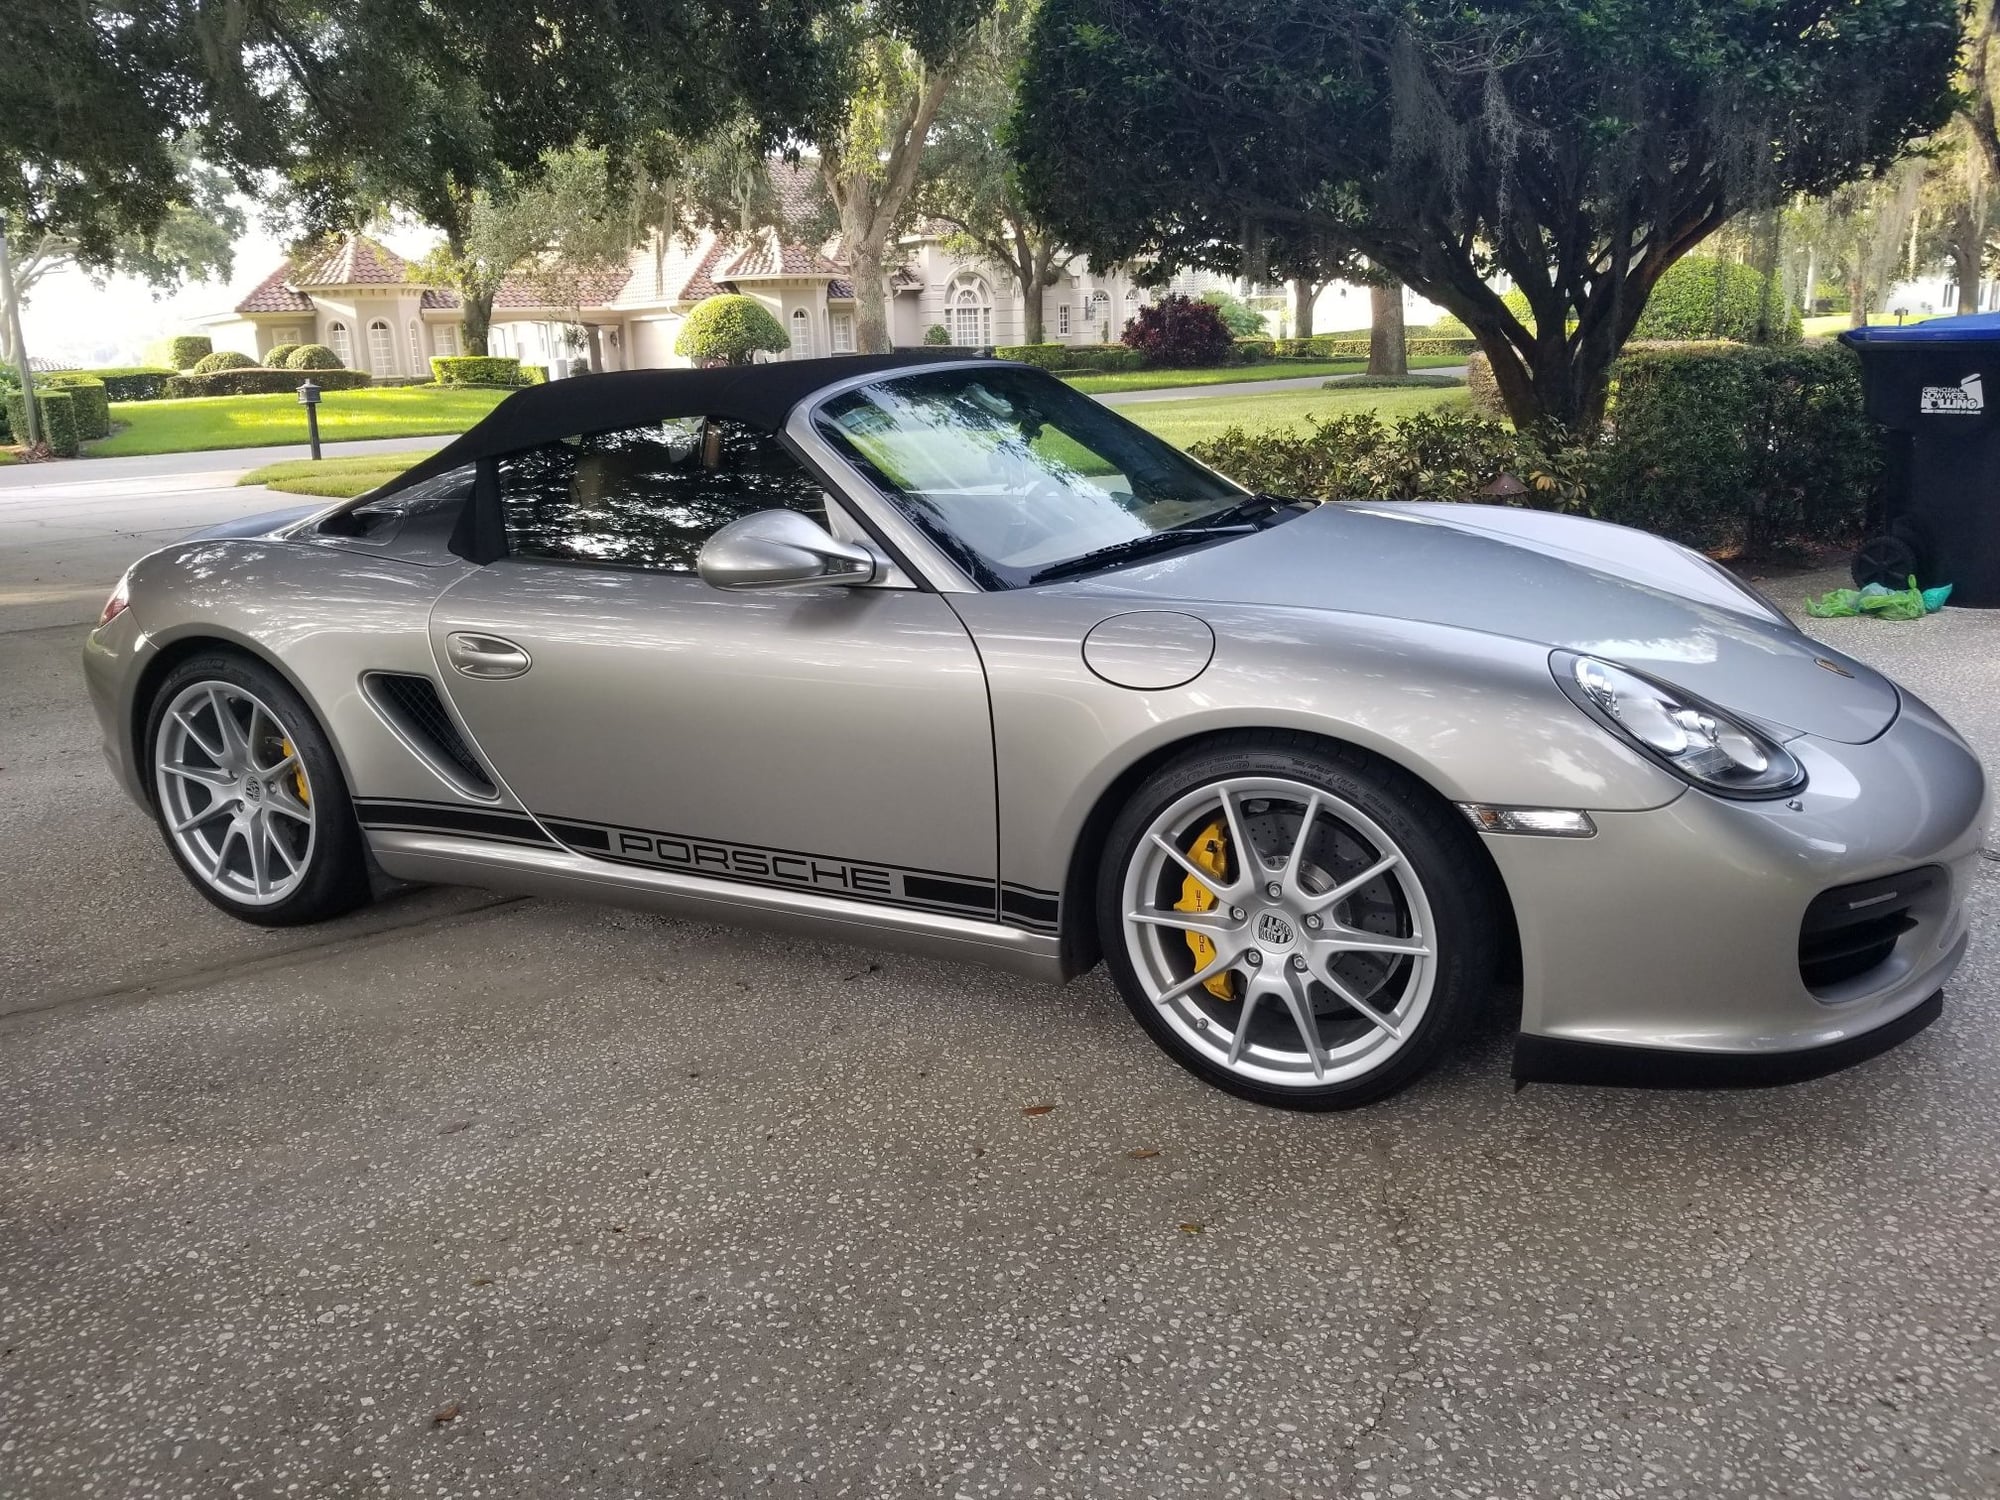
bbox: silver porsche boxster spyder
[84,353,1989,1108]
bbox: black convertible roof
[379,350,983,496]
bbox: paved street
[2,470,1996,1498]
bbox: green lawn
[1064,354,1463,395]
[89,386,511,457]
[0,447,17,466]
[239,450,434,498]
[1800,310,1944,340]
[1120,383,1470,449]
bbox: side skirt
[366,827,1067,982]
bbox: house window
[790,308,813,359]
[367,319,396,376]
[949,276,992,346]
[830,311,855,354]
[273,326,303,346]
[1056,304,1070,337]
[326,321,352,367]
[407,320,422,371]
[1081,294,1096,325]
[1091,291,1110,328]
[434,323,460,358]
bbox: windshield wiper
[1197,492,1303,529]
[1028,525,1257,584]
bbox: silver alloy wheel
[1120,776,1437,1089]
[154,680,317,907]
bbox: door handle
[445,631,533,679]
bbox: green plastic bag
[1804,576,1952,620]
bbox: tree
[675,295,791,365]
[1014,0,1960,429]
[1789,166,1926,327]
[1199,290,1264,337]
[813,0,998,353]
[916,1,1071,345]
[1915,123,1997,315]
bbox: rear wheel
[1098,736,1495,1110]
[145,653,372,926]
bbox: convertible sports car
[85,352,1988,1108]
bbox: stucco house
[198,165,1240,376]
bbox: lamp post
[297,380,321,460]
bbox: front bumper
[82,607,156,810]
[1485,686,1988,1084]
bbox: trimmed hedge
[286,344,343,371]
[163,335,212,370]
[432,355,525,386]
[1632,257,1802,346]
[4,387,81,456]
[73,366,177,402]
[1189,341,1871,559]
[1274,334,1480,360]
[1593,342,1872,556]
[162,368,373,399]
[1231,336,1276,363]
[192,350,257,374]
[518,364,549,385]
[995,343,1146,373]
[265,343,303,369]
[38,374,111,440]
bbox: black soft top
[378,350,983,497]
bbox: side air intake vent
[363,672,496,798]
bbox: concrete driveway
[2,472,1996,1498]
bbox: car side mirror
[696,509,879,591]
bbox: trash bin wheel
[1852,532,1921,590]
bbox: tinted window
[498,418,827,572]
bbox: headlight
[1553,651,1805,799]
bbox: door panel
[429,561,999,920]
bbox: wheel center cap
[241,779,263,804]
[1255,910,1296,948]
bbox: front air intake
[1798,866,1944,993]
[362,673,496,798]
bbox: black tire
[1097,732,1498,1111]
[143,651,373,927]
[1852,533,1920,590]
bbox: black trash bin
[1841,311,2000,606]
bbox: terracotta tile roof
[718,231,843,281]
[490,266,634,309]
[676,237,735,303]
[235,263,313,314]
[890,262,924,291]
[419,287,460,310]
[291,234,413,287]
[828,278,855,301]
[768,158,825,229]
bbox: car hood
[1078,501,1897,744]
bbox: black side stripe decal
[356,799,1063,930]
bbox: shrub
[518,363,549,386]
[430,355,525,386]
[265,343,302,369]
[1633,257,1802,345]
[286,344,344,371]
[73,366,177,402]
[1463,351,1507,418]
[1200,289,1267,336]
[1593,342,1872,557]
[162,368,373,398]
[4,387,80,456]
[997,343,1075,370]
[996,343,1147,373]
[1231,337,1276,363]
[192,350,257,374]
[1189,406,1588,509]
[1122,293,1233,368]
[38,374,111,440]
[923,323,952,346]
[162,335,213,370]
[674,294,790,366]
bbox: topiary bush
[4,387,81,456]
[163,335,212,370]
[191,350,257,375]
[38,374,111,440]
[923,323,952,345]
[73,367,177,402]
[674,294,790,366]
[285,344,343,371]
[162,368,373,398]
[265,343,302,369]
[1593,342,1871,557]
[1121,293,1234,368]
[430,355,525,386]
[1632,256,1802,345]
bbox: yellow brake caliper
[282,738,310,805]
[1174,818,1237,1001]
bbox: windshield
[813,366,1248,588]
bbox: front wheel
[145,653,373,926]
[1098,736,1497,1110]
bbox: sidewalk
[0,434,450,493]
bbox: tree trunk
[0,225,39,446]
[1292,279,1316,340]
[1020,272,1044,346]
[1368,283,1406,377]
[848,232,891,353]
[1848,275,1867,330]
[461,290,494,356]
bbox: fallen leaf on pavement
[1022,1104,1057,1117]
[1178,1222,1204,1234]
[432,1403,462,1426]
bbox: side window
[497,417,827,573]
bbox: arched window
[1090,291,1111,328]
[326,321,352,367]
[949,275,992,346]
[407,320,422,372]
[789,307,812,359]
[367,319,396,376]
